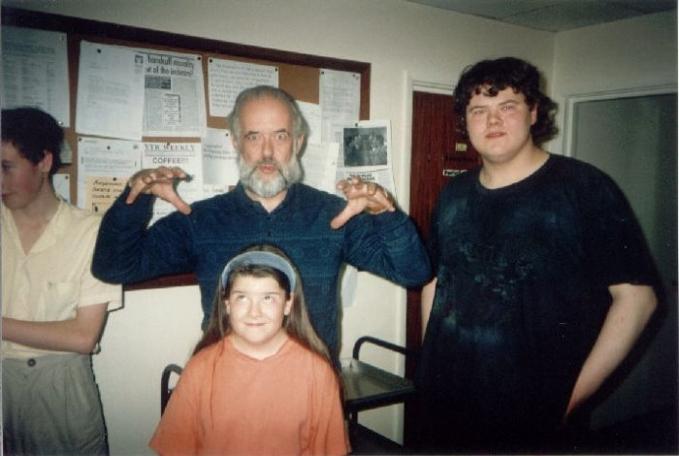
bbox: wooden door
[404,90,479,446]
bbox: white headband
[220,251,297,291]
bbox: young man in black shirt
[417,57,658,453]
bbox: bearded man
[92,85,430,355]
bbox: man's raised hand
[330,176,395,229]
[126,166,192,215]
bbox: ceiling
[405,0,677,32]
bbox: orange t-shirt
[149,337,348,455]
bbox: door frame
[402,77,455,447]
[564,85,678,432]
[402,73,452,210]
[562,83,677,158]
[403,74,454,348]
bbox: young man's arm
[421,278,437,340]
[2,303,109,354]
[564,283,656,418]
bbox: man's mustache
[248,158,293,185]
[250,158,282,174]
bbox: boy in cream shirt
[2,107,121,455]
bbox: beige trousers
[3,353,108,455]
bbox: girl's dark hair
[453,57,558,145]
[1,107,63,176]
[193,244,332,366]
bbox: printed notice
[77,137,141,211]
[142,142,204,224]
[335,120,395,196]
[341,120,390,170]
[319,69,360,143]
[297,101,322,145]
[208,58,278,117]
[202,128,238,198]
[76,41,145,140]
[2,26,70,126]
[140,50,206,137]
[53,174,71,203]
[85,176,128,215]
[301,142,339,194]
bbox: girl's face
[225,274,292,359]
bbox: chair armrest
[160,363,184,414]
[352,336,417,361]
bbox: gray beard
[238,154,303,198]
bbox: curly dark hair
[453,57,558,146]
[1,107,63,176]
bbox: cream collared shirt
[1,200,122,359]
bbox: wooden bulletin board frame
[2,6,371,290]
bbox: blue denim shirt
[92,182,431,353]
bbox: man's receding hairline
[242,94,292,113]
[238,94,298,135]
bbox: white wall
[93,287,203,455]
[550,10,677,155]
[4,0,555,452]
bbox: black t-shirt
[417,154,658,448]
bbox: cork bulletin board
[2,6,371,289]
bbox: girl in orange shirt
[150,244,348,455]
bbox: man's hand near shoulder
[127,166,193,215]
[331,176,396,229]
